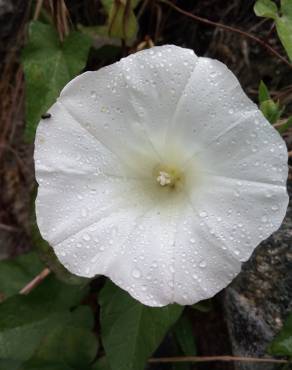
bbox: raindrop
[271,205,279,211]
[199,211,208,218]
[83,233,91,241]
[132,268,141,279]
[90,90,97,99]
[199,260,207,268]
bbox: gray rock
[223,182,292,370]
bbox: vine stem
[159,0,292,69]
[20,268,51,295]
[149,355,288,364]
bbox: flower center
[157,171,172,186]
[155,165,184,190]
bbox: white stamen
[157,171,172,186]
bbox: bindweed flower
[35,45,288,307]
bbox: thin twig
[20,268,51,295]
[149,355,288,364]
[33,0,44,20]
[159,0,292,69]
[0,223,20,232]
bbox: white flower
[34,45,288,307]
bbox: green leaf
[30,306,97,368]
[281,0,292,17]
[102,0,141,14]
[254,0,292,61]
[173,316,196,356]
[92,357,111,370]
[21,359,73,370]
[258,80,270,104]
[99,281,183,370]
[107,0,138,42]
[278,116,292,134]
[269,312,292,356]
[0,360,21,370]
[258,81,284,124]
[0,252,44,300]
[22,21,91,141]
[0,275,89,362]
[260,99,282,124]
[191,299,213,313]
[275,15,292,61]
[254,0,278,18]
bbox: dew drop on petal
[271,205,279,211]
[199,211,208,218]
[83,233,91,241]
[132,268,141,278]
[90,90,97,99]
[199,260,207,268]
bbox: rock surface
[223,182,292,370]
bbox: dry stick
[20,268,51,295]
[148,356,288,364]
[0,223,19,232]
[159,0,292,69]
[33,0,44,21]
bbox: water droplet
[83,233,91,241]
[199,211,208,218]
[271,205,279,211]
[199,260,207,268]
[132,268,141,279]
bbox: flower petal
[172,202,242,305]
[35,45,289,307]
[53,194,186,307]
[195,110,288,185]
[35,102,141,245]
[166,57,259,161]
[170,175,288,305]
[57,45,198,166]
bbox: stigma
[157,171,172,186]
